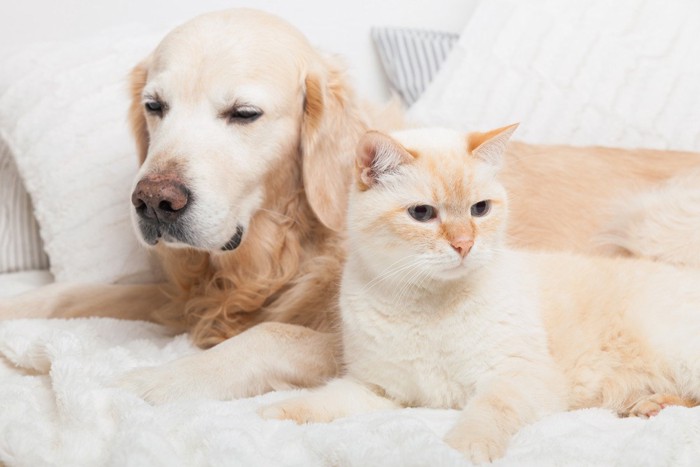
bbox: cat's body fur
[261,126,700,463]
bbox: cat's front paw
[259,398,335,424]
[444,427,507,464]
[624,393,697,418]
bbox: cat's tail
[594,169,700,269]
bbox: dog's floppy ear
[128,58,151,165]
[301,56,363,232]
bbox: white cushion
[410,0,700,151]
[0,27,163,283]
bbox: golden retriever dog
[1,8,699,403]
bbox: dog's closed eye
[226,105,263,124]
[144,98,166,117]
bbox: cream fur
[595,168,700,267]
[262,127,700,463]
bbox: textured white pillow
[410,0,700,151]
[0,28,163,283]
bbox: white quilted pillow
[410,0,700,151]
[0,28,163,283]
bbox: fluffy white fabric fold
[1,318,698,466]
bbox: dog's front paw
[444,426,507,464]
[116,356,222,404]
[117,365,192,404]
[259,398,334,424]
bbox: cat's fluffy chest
[341,253,547,409]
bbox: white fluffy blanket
[1,319,699,466]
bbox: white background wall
[0,0,479,100]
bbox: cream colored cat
[260,125,700,463]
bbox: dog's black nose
[132,173,189,224]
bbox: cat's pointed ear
[356,131,414,189]
[467,123,519,167]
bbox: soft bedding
[0,317,699,466]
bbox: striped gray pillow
[0,139,49,273]
[372,27,459,106]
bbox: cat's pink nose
[451,237,474,258]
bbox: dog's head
[128,9,361,252]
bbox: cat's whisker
[356,251,423,269]
[392,260,430,303]
[363,258,420,289]
[361,255,425,292]
[409,266,436,300]
[388,262,425,298]
[408,266,432,294]
[386,262,420,302]
[392,268,417,302]
[414,267,435,295]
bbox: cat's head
[347,124,517,282]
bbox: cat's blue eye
[408,205,437,222]
[470,200,490,217]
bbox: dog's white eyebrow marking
[142,91,163,103]
[216,84,273,110]
[142,84,165,102]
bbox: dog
[1,8,699,403]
